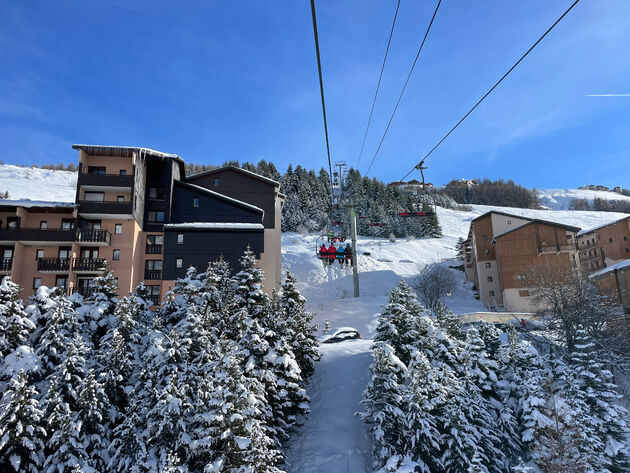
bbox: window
[482,235,488,241]
[33,278,41,289]
[145,260,163,271]
[609,237,613,243]
[487,276,493,282]
[3,249,13,259]
[566,234,573,241]
[519,290,530,297]
[115,224,122,234]
[598,234,601,240]
[147,285,161,299]
[507,220,511,225]
[176,257,183,268]
[84,191,105,202]
[58,248,71,260]
[87,166,106,175]
[7,217,19,230]
[148,187,165,201]
[112,249,120,261]
[55,276,67,289]
[177,233,184,244]
[594,250,597,255]
[119,169,127,176]
[213,177,220,187]
[114,278,119,287]
[36,249,44,260]
[485,262,491,268]
[193,196,200,208]
[147,235,163,245]
[626,248,629,253]
[40,221,47,230]
[489,291,495,297]
[117,195,125,203]
[516,274,528,281]
[484,249,490,254]
[624,236,628,241]
[61,219,74,231]
[148,211,165,223]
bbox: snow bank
[538,188,630,210]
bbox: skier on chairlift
[319,243,327,259]
[327,242,337,265]
[337,244,345,265]
[344,243,352,266]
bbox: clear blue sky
[1,1,629,188]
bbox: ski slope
[0,164,76,202]
[538,187,630,210]
[281,204,628,473]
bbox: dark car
[322,327,362,344]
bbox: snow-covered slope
[538,188,630,210]
[0,164,76,202]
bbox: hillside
[538,187,630,210]
[0,164,76,202]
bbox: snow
[164,222,264,230]
[577,216,628,236]
[538,188,630,210]
[0,199,76,208]
[285,339,372,473]
[589,258,630,278]
[0,164,76,202]
[2,346,41,378]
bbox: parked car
[322,327,362,344]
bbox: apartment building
[0,145,283,302]
[577,217,630,313]
[463,211,580,312]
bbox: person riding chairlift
[344,243,352,265]
[336,244,345,265]
[327,243,337,265]
[319,243,327,259]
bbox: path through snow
[286,339,373,473]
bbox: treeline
[443,178,540,209]
[0,250,318,472]
[362,280,629,472]
[570,197,630,214]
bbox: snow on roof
[187,165,280,187]
[164,222,264,230]
[588,259,630,279]
[577,216,629,236]
[175,180,264,214]
[72,144,181,160]
[0,199,76,209]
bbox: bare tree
[412,264,456,313]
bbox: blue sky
[1,0,629,188]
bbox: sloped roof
[577,216,630,236]
[589,258,630,279]
[175,180,263,214]
[187,165,280,187]
[471,210,534,223]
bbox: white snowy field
[538,187,630,210]
[281,204,629,473]
[0,164,76,202]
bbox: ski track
[285,339,373,473]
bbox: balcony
[144,269,162,280]
[145,244,162,254]
[76,229,111,246]
[539,244,577,255]
[73,258,107,273]
[0,258,12,274]
[78,200,133,217]
[37,258,71,273]
[0,227,75,244]
[77,173,133,190]
[146,294,161,305]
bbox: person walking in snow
[327,243,337,265]
[344,243,352,266]
[337,244,345,265]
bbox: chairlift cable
[310,0,335,206]
[365,0,442,177]
[400,0,581,182]
[356,0,401,168]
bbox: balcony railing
[0,258,12,273]
[73,258,107,273]
[37,258,71,273]
[77,173,133,188]
[146,294,161,305]
[76,229,111,245]
[0,227,75,243]
[74,286,98,299]
[539,244,577,254]
[145,244,163,254]
[144,269,162,280]
[78,201,133,215]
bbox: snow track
[286,339,373,473]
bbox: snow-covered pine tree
[279,270,319,379]
[82,263,119,347]
[0,371,46,473]
[362,342,409,471]
[0,277,35,359]
[455,237,465,260]
[76,369,111,470]
[233,246,268,320]
[566,327,630,472]
[374,279,425,365]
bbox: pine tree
[83,263,119,346]
[234,246,268,319]
[0,371,46,473]
[0,277,35,358]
